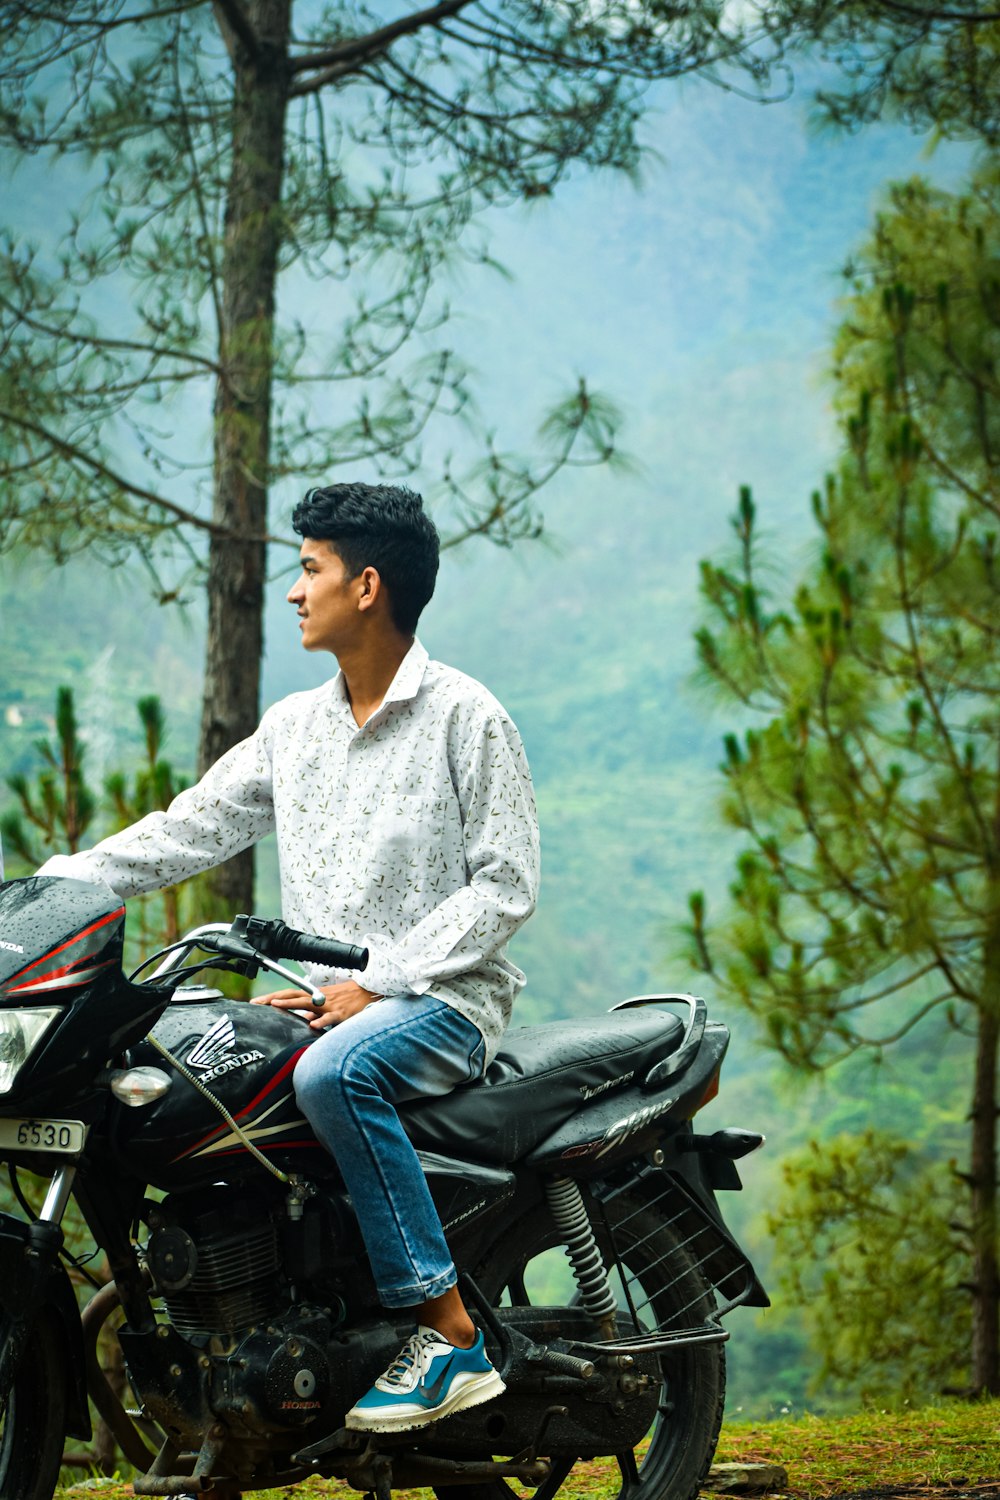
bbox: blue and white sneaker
[345,1325,506,1432]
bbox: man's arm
[37,717,276,899]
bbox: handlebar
[138,916,368,998]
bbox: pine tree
[755,0,1000,144]
[689,164,1000,1394]
[105,695,191,948]
[4,688,198,958]
[1,685,95,861]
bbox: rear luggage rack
[571,1165,766,1354]
[568,1323,729,1355]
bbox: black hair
[292,482,440,635]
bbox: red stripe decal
[234,1045,311,1122]
[6,958,117,994]
[4,909,124,987]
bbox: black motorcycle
[0,875,767,1500]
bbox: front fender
[0,1212,91,1439]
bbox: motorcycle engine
[140,1183,367,1437]
[146,1188,284,1338]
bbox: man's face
[287,539,361,654]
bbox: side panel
[421,1151,517,1245]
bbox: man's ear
[356,565,382,612]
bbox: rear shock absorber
[545,1176,619,1340]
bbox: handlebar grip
[236,916,369,972]
[278,927,369,972]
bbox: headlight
[0,1008,59,1093]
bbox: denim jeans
[292,995,486,1309]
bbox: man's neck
[337,633,414,728]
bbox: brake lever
[255,953,327,1009]
[204,933,327,1008]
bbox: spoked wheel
[433,1190,726,1500]
[0,1309,68,1500]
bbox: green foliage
[718,1401,1000,1494]
[2,685,201,961]
[103,693,194,951]
[691,162,1000,1068]
[0,0,778,916]
[47,1398,1000,1498]
[755,0,1000,146]
[691,159,1000,1392]
[1,685,95,861]
[770,1130,969,1401]
[106,697,186,821]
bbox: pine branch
[289,0,474,78]
[0,408,290,546]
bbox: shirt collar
[329,638,429,724]
[381,638,429,709]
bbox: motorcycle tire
[434,1189,726,1500]
[0,1309,69,1500]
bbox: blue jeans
[292,995,486,1309]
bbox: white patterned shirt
[38,641,540,1061]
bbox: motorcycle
[0,874,767,1500]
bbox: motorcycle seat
[401,1007,685,1165]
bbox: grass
[714,1402,1000,1497]
[57,1399,1000,1499]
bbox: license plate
[0,1118,86,1155]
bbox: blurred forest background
[1,0,998,1438]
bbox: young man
[37,482,540,1432]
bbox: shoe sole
[345,1368,507,1434]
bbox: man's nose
[287,577,304,604]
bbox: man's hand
[251,979,381,1030]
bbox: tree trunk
[969,939,1000,1394]
[198,0,291,917]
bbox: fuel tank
[114,996,329,1190]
